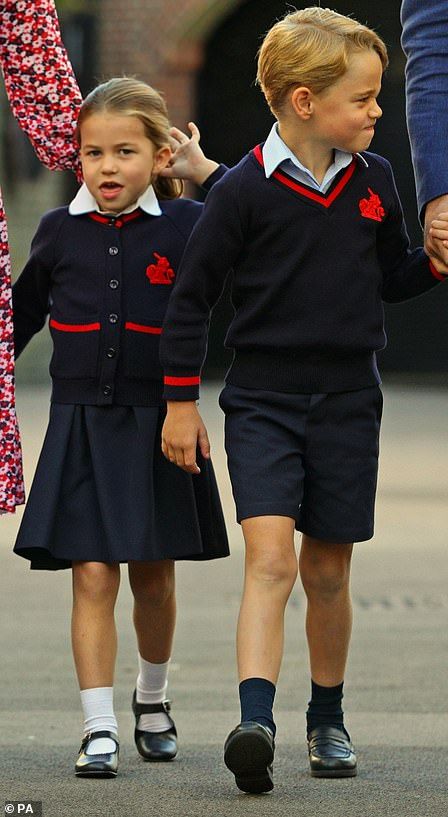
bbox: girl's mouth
[100,182,124,199]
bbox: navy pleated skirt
[14,403,229,570]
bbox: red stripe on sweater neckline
[253,144,357,208]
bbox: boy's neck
[277,121,335,185]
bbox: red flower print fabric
[0,0,82,512]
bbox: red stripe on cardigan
[164,375,201,386]
[125,322,162,334]
[49,319,100,332]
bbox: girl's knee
[129,561,175,607]
[72,561,120,603]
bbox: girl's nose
[101,156,118,174]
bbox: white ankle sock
[80,687,118,754]
[136,656,172,733]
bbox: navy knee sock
[239,677,276,736]
[306,680,345,735]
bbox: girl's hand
[159,122,219,186]
[161,401,211,474]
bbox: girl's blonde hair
[257,7,389,116]
[76,77,182,200]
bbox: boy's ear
[153,146,172,174]
[290,86,314,120]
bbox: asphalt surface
[1,382,447,817]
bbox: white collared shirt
[262,122,353,193]
[69,183,162,216]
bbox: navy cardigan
[12,167,226,406]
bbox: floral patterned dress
[0,0,82,512]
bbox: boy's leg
[72,561,121,773]
[128,560,177,760]
[299,536,357,777]
[224,514,297,793]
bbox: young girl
[12,77,229,777]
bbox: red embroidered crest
[146,252,175,285]
[359,188,386,222]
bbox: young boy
[160,7,448,794]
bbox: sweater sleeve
[401,0,448,216]
[0,0,82,174]
[160,168,245,401]
[12,213,55,357]
[377,157,445,303]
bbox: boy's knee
[247,548,298,590]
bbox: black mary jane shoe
[307,725,357,778]
[75,730,119,778]
[132,690,178,761]
[224,721,275,794]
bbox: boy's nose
[371,101,382,120]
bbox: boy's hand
[428,211,448,275]
[159,122,219,186]
[425,196,448,265]
[162,401,210,474]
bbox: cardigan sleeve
[401,0,448,215]
[12,212,55,357]
[0,0,82,174]
[376,157,445,302]
[160,169,244,401]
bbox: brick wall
[98,0,241,127]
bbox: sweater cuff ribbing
[163,374,201,402]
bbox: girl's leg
[298,535,353,732]
[128,560,176,732]
[72,561,120,754]
[237,515,297,731]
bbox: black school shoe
[307,725,357,777]
[75,730,119,777]
[132,690,178,761]
[224,721,275,794]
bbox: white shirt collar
[69,183,162,216]
[262,122,354,184]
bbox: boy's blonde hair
[76,77,182,200]
[257,7,388,116]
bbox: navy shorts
[219,383,383,543]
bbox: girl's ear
[290,86,314,120]
[153,146,172,175]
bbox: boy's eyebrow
[354,87,380,97]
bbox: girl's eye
[86,150,101,157]
[120,149,133,155]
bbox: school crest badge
[146,252,175,285]
[359,188,385,222]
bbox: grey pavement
[1,382,447,817]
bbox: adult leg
[72,561,120,771]
[299,535,357,777]
[224,515,297,793]
[128,560,177,760]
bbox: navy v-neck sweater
[161,147,443,399]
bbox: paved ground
[1,382,447,817]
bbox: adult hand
[425,195,448,265]
[160,122,219,186]
[161,401,210,474]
